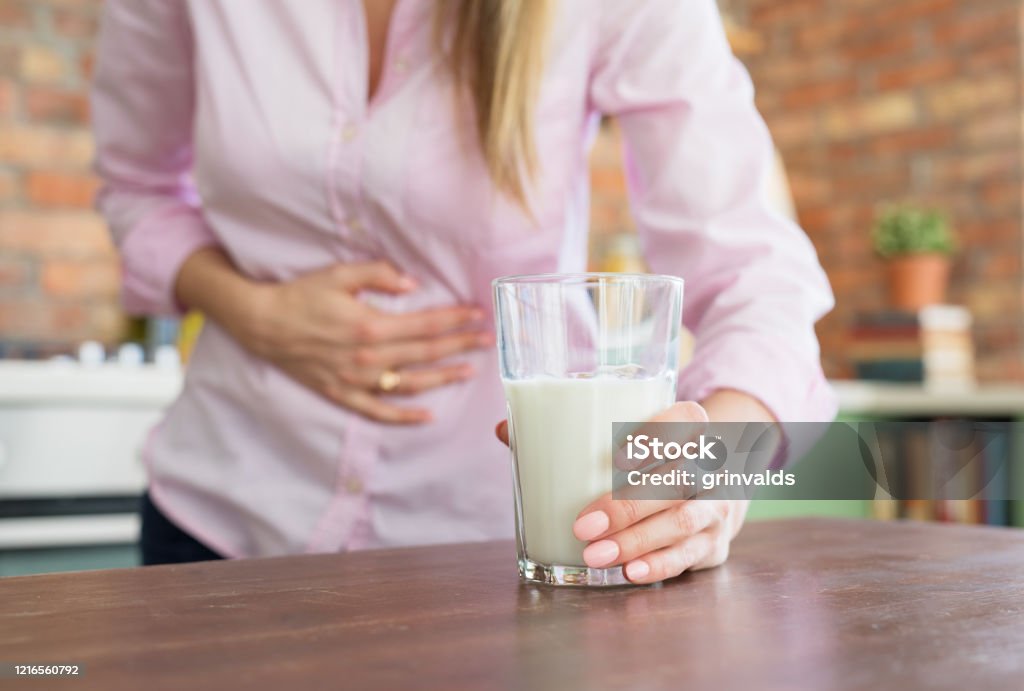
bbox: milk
[503,373,676,566]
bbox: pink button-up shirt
[93,0,836,558]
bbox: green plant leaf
[872,205,955,258]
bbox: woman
[93,0,836,584]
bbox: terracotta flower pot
[885,253,951,311]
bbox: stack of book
[870,421,1011,526]
[849,306,975,387]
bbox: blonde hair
[436,0,553,209]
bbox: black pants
[140,492,224,566]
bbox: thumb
[662,401,710,424]
[336,261,417,294]
[495,420,509,446]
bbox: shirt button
[348,218,365,233]
[345,476,364,495]
[342,124,358,142]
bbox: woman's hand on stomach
[177,249,491,424]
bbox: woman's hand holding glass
[495,392,772,584]
[567,400,749,584]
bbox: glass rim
[492,272,684,288]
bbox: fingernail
[457,364,476,377]
[582,540,619,568]
[478,332,495,346]
[398,276,418,291]
[625,560,650,581]
[468,309,485,321]
[573,511,609,541]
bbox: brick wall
[3,1,1022,381]
[0,0,120,353]
[0,0,632,354]
[725,0,1024,381]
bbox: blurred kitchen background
[2,0,1024,575]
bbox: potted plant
[872,206,955,311]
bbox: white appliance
[0,357,183,549]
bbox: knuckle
[351,347,379,367]
[642,565,663,584]
[673,545,698,573]
[408,342,432,362]
[626,527,652,556]
[421,319,444,337]
[335,367,363,387]
[423,341,446,360]
[354,320,382,343]
[617,499,643,527]
[672,504,697,536]
[645,555,673,582]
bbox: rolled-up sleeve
[92,0,218,316]
[589,0,837,423]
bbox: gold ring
[377,369,401,393]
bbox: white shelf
[833,380,1024,417]
[0,514,139,549]
[0,361,182,406]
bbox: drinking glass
[493,273,684,586]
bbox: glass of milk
[493,273,684,586]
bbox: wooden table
[2,518,1023,690]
